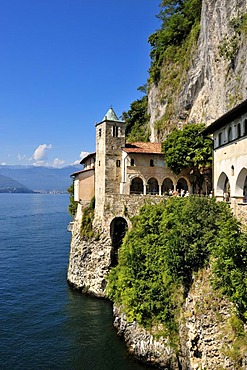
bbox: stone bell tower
[94,107,125,223]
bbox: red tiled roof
[123,142,162,154]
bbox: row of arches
[130,176,189,195]
[216,168,247,202]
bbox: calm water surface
[0,194,153,370]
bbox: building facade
[202,99,247,219]
[72,108,193,225]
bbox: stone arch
[235,167,247,199]
[216,172,230,200]
[161,177,174,195]
[110,217,128,267]
[130,177,144,194]
[177,177,188,191]
[147,177,159,195]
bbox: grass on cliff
[80,196,95,240]
[106,197,247,345]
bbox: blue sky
[0,0,160,167]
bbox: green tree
[121,92,150,142]
[107,197,247,345]
[162,124,212,192]
[67,183,77,217]
[148,0,202,84]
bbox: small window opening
[116,160,121,167]
[244,119,247,136]
[99,128,102,137]
[112,126,119,137]
[219,132,222,146]
[237,123,241,138]
[99,161,100,166]
[150,159,154,167]
[228,127,232,142]
[130,158,135,166]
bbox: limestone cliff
[149,0,247,142]
[113,268,247,370]
[68,213,247,369]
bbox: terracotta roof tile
[124,142,162,154]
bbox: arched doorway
[130,177,143,194]
[162,178,174,195]
[236,168,247,202]
[217,172,230,200]
[224,178,231,201]
[147,177,159,195]
[110,217,128,267]
[177,178,188,192]
[244,176,247,203]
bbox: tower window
[130,158,135,166]
[99,128,102,137]
[150,159,154,167]
[112,126,119,137]
[116,160,121,167]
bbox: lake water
[0,194,153,370]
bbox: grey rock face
[149,0,247,141]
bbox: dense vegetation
[120,1,203,139]
[80,196,95,240]
[121,87,150,142]
[162,124,212,192]
[107,197,247,343]
[67,183,77,217]
[149,0,202,85]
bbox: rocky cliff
[113,268,247,370]
[149,0,247,142]
[68,213,247,370]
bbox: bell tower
[94,108,125,223]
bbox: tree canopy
[107,197,247,348]
[149,0,202,83]
[162,123,212,177]
[121,92,150,142]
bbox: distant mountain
[0,165,81,192]
[0,174,34,193]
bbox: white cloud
[32,144,52,161]
[17,153,28,161]
[33,160,46,167]
[52,158,65,168]
[73,151,90,165]
[1,162,6,165]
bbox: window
[130,158,135,166]
[116,160,121,167]
[150,159,154,167]
[98,161,100,166]
[244,119,247,136]
[218,132,222,146]
[112,126,119,137]
[99,128,102,137]
[237,123,241,138]
[228,127,232,142]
